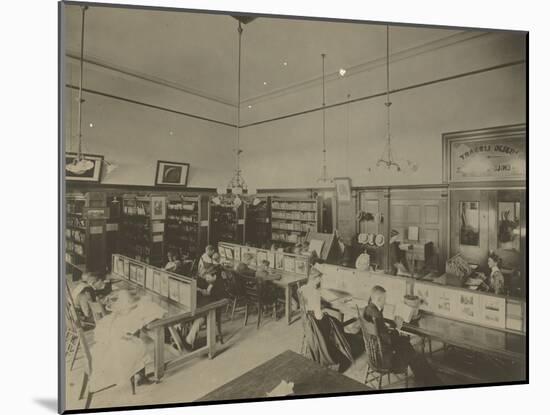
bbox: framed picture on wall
[155,160,190,187]
[334,177,352,202]
[151,196,166,220]
[65,152,103,182]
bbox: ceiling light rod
[318,53,331,183]
[227,20,247,194]
[376,25,401,171]
[76,5,88,160]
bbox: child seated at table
[71,272,107,324]
[198,245,216,276]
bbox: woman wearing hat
[389,229,410,276]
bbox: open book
[382,302,417,323]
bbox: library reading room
[60,2,527,412]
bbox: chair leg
[216,318,224,344]
[70,338,81,371]
[257,302,262,329]
[300,334,306,356]
[405,371,409,388]
[364,365,371,384]
[84,391,93,410]
[231,298,237,321]
[78,372,89,400]
[131,375,136,395]
[243,304,249,327]
[378,373,383,390]
[388,373,391,384]
[429,338,433,356]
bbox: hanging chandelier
[66,5,95,175]
[368,25,417,174]
[317,53,333,184]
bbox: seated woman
[298,268,354,372]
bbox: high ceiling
[64,4,466,106]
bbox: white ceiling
[64,5,467,106]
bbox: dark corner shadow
[34,398,58,412]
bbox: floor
[65,305,512,411]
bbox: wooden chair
[240,274,278,329]
[356,306,409,389]
[221,269,247,321]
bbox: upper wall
[238,31,526,190]
[63,60,236,188]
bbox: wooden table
[223,262,308,325]
[108,278,229,380]
[197,350,370,402]
[402,313,526,362]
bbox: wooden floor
[65,306,514,411]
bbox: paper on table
[266,380,294,397]
[309,239,324,256]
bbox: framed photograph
[65,152,103,182]
[151,196,166,220]
[155,160,190,187]
[334,177,352,202]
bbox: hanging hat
[390,229,399,238]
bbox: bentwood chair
[240,274,279,329]
[356,306,409,389]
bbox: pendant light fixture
[226,20,248,196]
[66,5,95,175]
[317,53,333,184]
[368,25,417,174]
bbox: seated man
[183,265,226,350]
[233,253,256,278]
[364,285,440,386]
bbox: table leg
[207,309,217,359]
[285,285,291,325]
[152,326,165,381]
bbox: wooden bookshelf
[244,196,272,248]
[209,198,245,246]
[65,192,108,279]
[270,197,320,245]
[105,193,122,271]
[164,194,209,260]
[120,194,166,266]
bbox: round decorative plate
[374,234,385,247]
[367,233,375,245]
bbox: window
[459,201,480,246]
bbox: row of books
[66,240,84,256]
[272,210,316,221]
[123,202,151,216]
[272,221,316,232]
[65,229,85,243]
[167,201,196,211]
[67,216,86,228]
[271,231,307,244]
[166,214,197,223]
[272,200,316,211]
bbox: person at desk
[255,259,281,305]
[71,272,107,324]
[234,253,256,278]
[183,265,227,350]
[364,285,439,386]
[334,236,354,267]
[299,268,354,371]
[198,245,216,276]
[486,252,505,295]
[164,250,183,274]
[389,229,410,276]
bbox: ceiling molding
[65,30,490,112]
[241,30,490,106]
[65,51,237,107]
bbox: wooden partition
[111,253,197,312]
[218,242,311,277]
